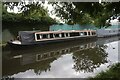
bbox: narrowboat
[97,28,120,37]
[7,30,97,46]
[97,25,120,37]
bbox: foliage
[2,2,120,27]
[2,2,56,25]
[49,2,120,27]
[2,2,57,44]
[72,45,108,73]
[89,63,120,79]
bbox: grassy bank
[89,63,120,80]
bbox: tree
[49,2,120,27]
[2,2,120,27]
[2,2,56,25]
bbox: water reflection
[73,45,108,73]
[2,36,120,78]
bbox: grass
[89,63,120,80]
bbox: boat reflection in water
[2,36,120,78]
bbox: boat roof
[35,30,96,34]
[18,30,96,35]
[19,31,36,33]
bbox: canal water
[2,36,120,78]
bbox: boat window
[50,33,54,38]
[92,32,94,35]
[84,32,87,35]
[80,32,84,36]
[36,54,43,61]
[50,52,54,56]
[80,45,84,50]
[92,32,96,35]
[42,34,48,39]
[66,33,69,37]
[36,34,41,39]
[84,44,88,48]
[61,33,65,37]
[43,54,48,58]
[66,49,70,53]
[54,34,60,38]
[88,32,90,35]
[62,50,65,53]
[94,32,96,35]
[56,51,60,55]
[70,32,79,37]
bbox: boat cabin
[34,30,96,41]
[9,30,96,45]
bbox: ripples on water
[2,36,120,78]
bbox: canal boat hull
[7,36,97,47]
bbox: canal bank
[89,63,120,79]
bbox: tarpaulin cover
[49,24,98,31]
[19,31,36,44]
